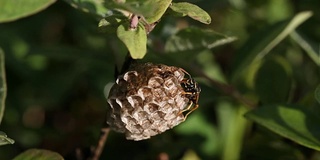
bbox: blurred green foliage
[0,49,7,125]
[245,104,320,151]
[13,148,63,160]
[0,0,319,160]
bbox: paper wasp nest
[107,63,198,141]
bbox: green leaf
[217,102,248,160]
[254,56,292,104]
[144,0,172,24]
[245,104,320,151]
[103,1,154,20]
[0,131,14,146]
[13,149,64,160]
[290,31,320,66]
[315,85,320,104]
[165,27,237,53]
[64,0,110,17]
[175,111,219,157]
[98,16,124,33]
[196,50,227,83]
[232,11,313,80]
[0,49,6,124]
[117,22,147,59]
[105,0,171,24]
[66,0,171,24]
[0,0,56,23]
[98,16,123,27]
[170,2,211,24]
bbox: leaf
[64,0,110,17]
[217,102,248,160]
[0,131,14,146]
[117,22,147,59]
[175,111,219,156]
[254,56,292,104]
[143,0,172,24]
[98,16,124,33]
[290,31,320,66]
[165,27,237,53]
[232,11,313,80]
[0,49,6,124]
[315,85,320,104]
[103,1,154,19]
[245,104,320,151]
[105,0,171,24]
[0,0,56,23]
[98,16,123,27]
[170,2,211,24]
[13,149,64,160]
[65,0,171,24]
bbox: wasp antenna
[179,68,193,79]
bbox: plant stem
[193,66,256,109]
[90,126,110,160]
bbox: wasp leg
[180,101,194,114]
[183,104,198,120]
[178,102,192,121]
[181,91,193,96]
[178,101,198,121]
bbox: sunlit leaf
[315,85,320,104]
[165,27,237,53]
[0,0,56,23]
[65,0,171,25]
[104,0,171,24]
[232,11,313,80]
[254,56,292,104]
[143,0,172,24]
[245,104,320,151]
[0,49,6,124]
[13,149,64,160]
[117,22,147,59]
[170,2,211,24]
[64,0,110,17]
[0,131,14,146]
[290,31,320,66]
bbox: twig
[90,126,111,160]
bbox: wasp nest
[107,63,196,141]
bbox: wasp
[179,69,201,120]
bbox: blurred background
[0,0,319,159]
